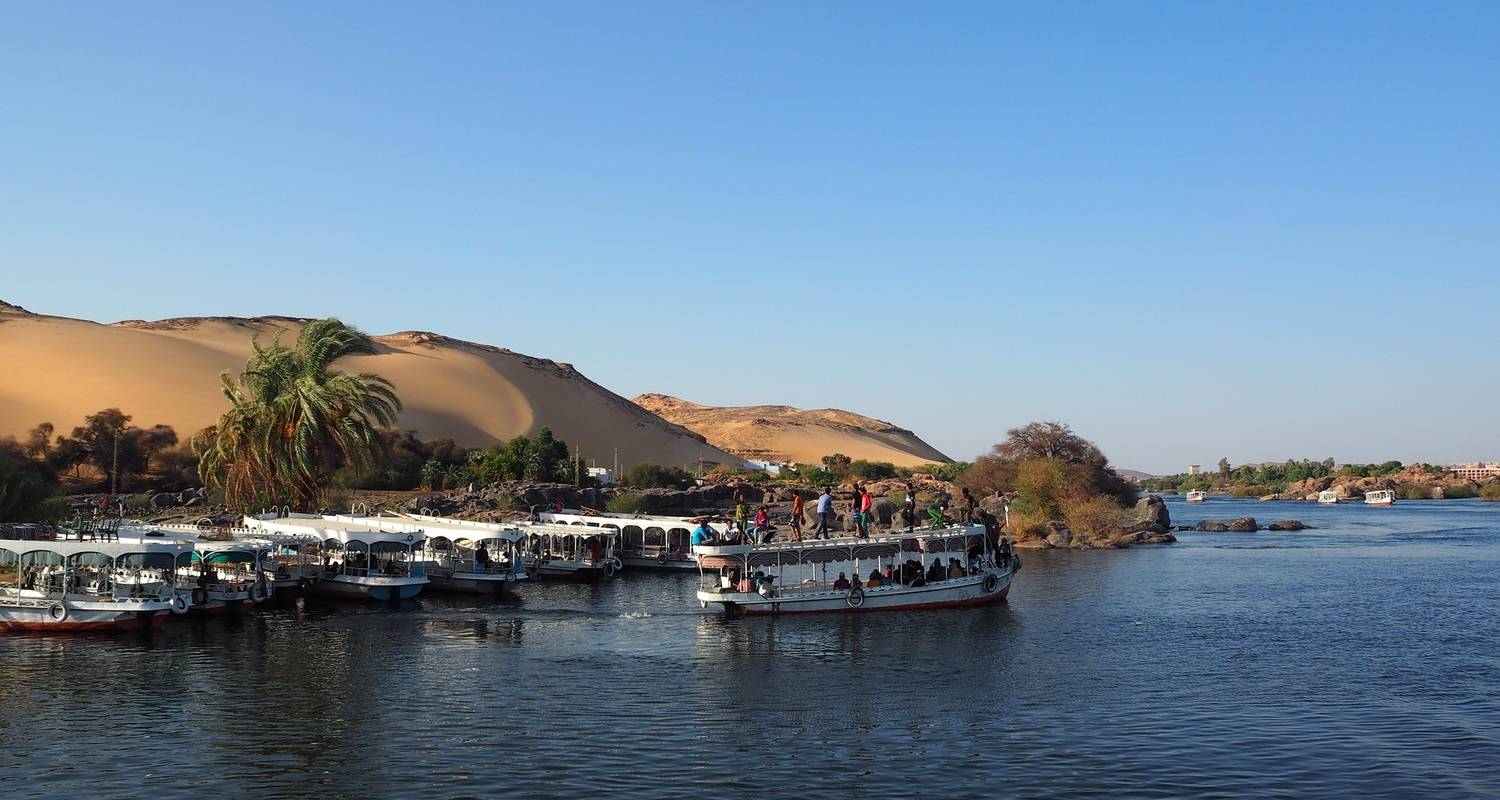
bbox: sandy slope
[0,305,733,470]
[632,394,951,467]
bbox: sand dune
[0,304,734,470]
[633,394,951,467]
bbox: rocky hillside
[1275,464,1494,500]
[0,302,735,469]
[632,393,952,467]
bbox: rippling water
[3,498,1498,798]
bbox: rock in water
[1196,520,1229,532]
[1135,495,1170,528]
[1268,520,1307,531]
[1225,517,1259,532]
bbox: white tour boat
[1185,490,1208,503]
[1364,489,1396,506]
[339,513,528,595]
[537,509,723,571]
[0,527,191,632]
[173,538,271,614]
[693,523,1019,615]
[242,514,429,601]
[1318,490,1341,504]
[518,522,621,580]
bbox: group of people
[832,556,974,591]
[690,483,1002,547]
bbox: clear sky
[2,2,1497,473]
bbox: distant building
[744,459,787,476]
[1187,464,1201,476]
[1447,462,1500,481]
[586,466,615,485]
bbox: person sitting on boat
[947,558,965,579]
[926,559,945,583]
[834,573,850,591]
[882,565,896,586]
[691,522,717,547]
[999,536,1013,567]
[866,568,883,587]
[475,544,491,573]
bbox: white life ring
[657,551,669,565]
[983,574,999,594]
[251,583,269,602]
[846,587,865,608]
[603,559,619,578]
[48,603,68,622]
[171,594,190,615]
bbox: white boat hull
[0,598,172,632]
[309,575,427,601]
[699,567,1015,615]
[426,570,527,594]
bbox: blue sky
[2,2,1496,473]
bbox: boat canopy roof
[0,534,193,559]
[355,514,525,542]
[515,521,620,540]
[537,510,707,528]
[242,514,426,546]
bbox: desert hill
[0,303,734,470]
[632,393,951,468]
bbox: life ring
[251,583,269,602]
[603,560,619,578]
[171,594,190,615]
[983,574,999,594]
[191,587,208,606]
[48,603,68,622]
[1011,554,1022,573]
[846,587,865,608]
[657,551,669,566]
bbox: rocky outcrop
[1135,495,1170,529]
[1226,517,1259,532]
[1268,519,1308,531]
[1194,520,1229,532]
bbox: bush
[1400,485,1433,501]
[0,444,65,523]
[1062,495,1126,543]
[847,460,898,481]
[1481,484,1500,502]
[605,492,647,514]
[914,461,971,482]
[1443,484,1478,499]
[1230,485,1278,498]
[621,463,693,489]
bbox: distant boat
[1364,489,1395,506]
[1185,490,1207,503]
[1318,490,1341,504]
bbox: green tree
[196,319,401,510]
[0,442,65,522]
[1218,457,1230,479]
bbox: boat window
[622,525,644,550]
[667,528,689,549]
[118,552,177,571]
[176,552,194,569]
[429,536,453,551]
[21,550,64,568]
[205,551,254,565]
[644,527,666,548]
[323,538,344,551]
[67,552,114,569]
[0,548,17,584]
[572,521,585,526]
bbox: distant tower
[1187,464,1201,475]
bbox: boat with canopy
[517,521,621,580]
[241,513,429,601]
[336,512,528,595]
[0,524,192,631]
[693,523,1019,615]
[536,508,722,571]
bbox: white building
[586,466,615,485]
[744,459,787,476]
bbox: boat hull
[309,576,426,601]
[426,571,525,595]
[619,555,698,572]
[701,570,1015,615]
[0,602,170,633]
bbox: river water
[2,498,1497,799]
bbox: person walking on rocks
[960,487,976,524]
[815,487,834,539]
[858,484,873,539]
[903,483,917,532]
[789,494,805,540]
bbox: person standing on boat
[960,487,977,524]
[789,494,805,540]
[733,487,749,535]
[475,543,491,573]
[815,487,834,539]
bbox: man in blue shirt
[815,487,834,539]
[691,522,717,547]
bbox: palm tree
[196,319,401,510]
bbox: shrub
[1400,485,1433,501]
[605,492,647,514]
[621,463,693,489]
[1230,485,1277,498]
[915,461,972,482]
[1062,495,1126,542]
[1481,484,1500,502]
[1443,484,1478,499]
[847,460,898,481]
